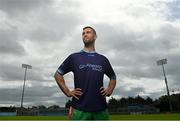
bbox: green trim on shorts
[71,108,109,120]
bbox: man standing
[54,26,116,120]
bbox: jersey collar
[81,49,96,53]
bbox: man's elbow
[54,72,63,80]
[54,72,60,80]
[113,79,116,85]
[110,79,116,87]
[54,72,57,79]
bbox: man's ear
[94,35,97,40]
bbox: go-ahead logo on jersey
[79,64,102,72]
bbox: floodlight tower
[156,59,172,112]
[21,64,32,109]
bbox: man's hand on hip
[100,87,112,97]
[67,88,83,100]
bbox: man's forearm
[54,73,71,97]
[100,79,116,96]
[54,73,83,100]
[108,79,116,94]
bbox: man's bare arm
[100,79,116,97]
[54,73,83,100]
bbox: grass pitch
[0,113,180,120]
[109,113,180,120]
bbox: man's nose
[83,33,87,37]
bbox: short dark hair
[83,26,97,36]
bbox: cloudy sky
[0,0,180,107]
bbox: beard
[83,39,95,47]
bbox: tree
[145,97,153,105]
[171,94,180,111]
[48,105,60,110]
[38,105,46,111]
[135,95,145,105]
[119,97,127,107]
[108,97,119,112]
[153,93,180,112]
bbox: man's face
[82,28,96,47]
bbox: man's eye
[82,31,91,35]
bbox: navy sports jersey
[56,50,116,112]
